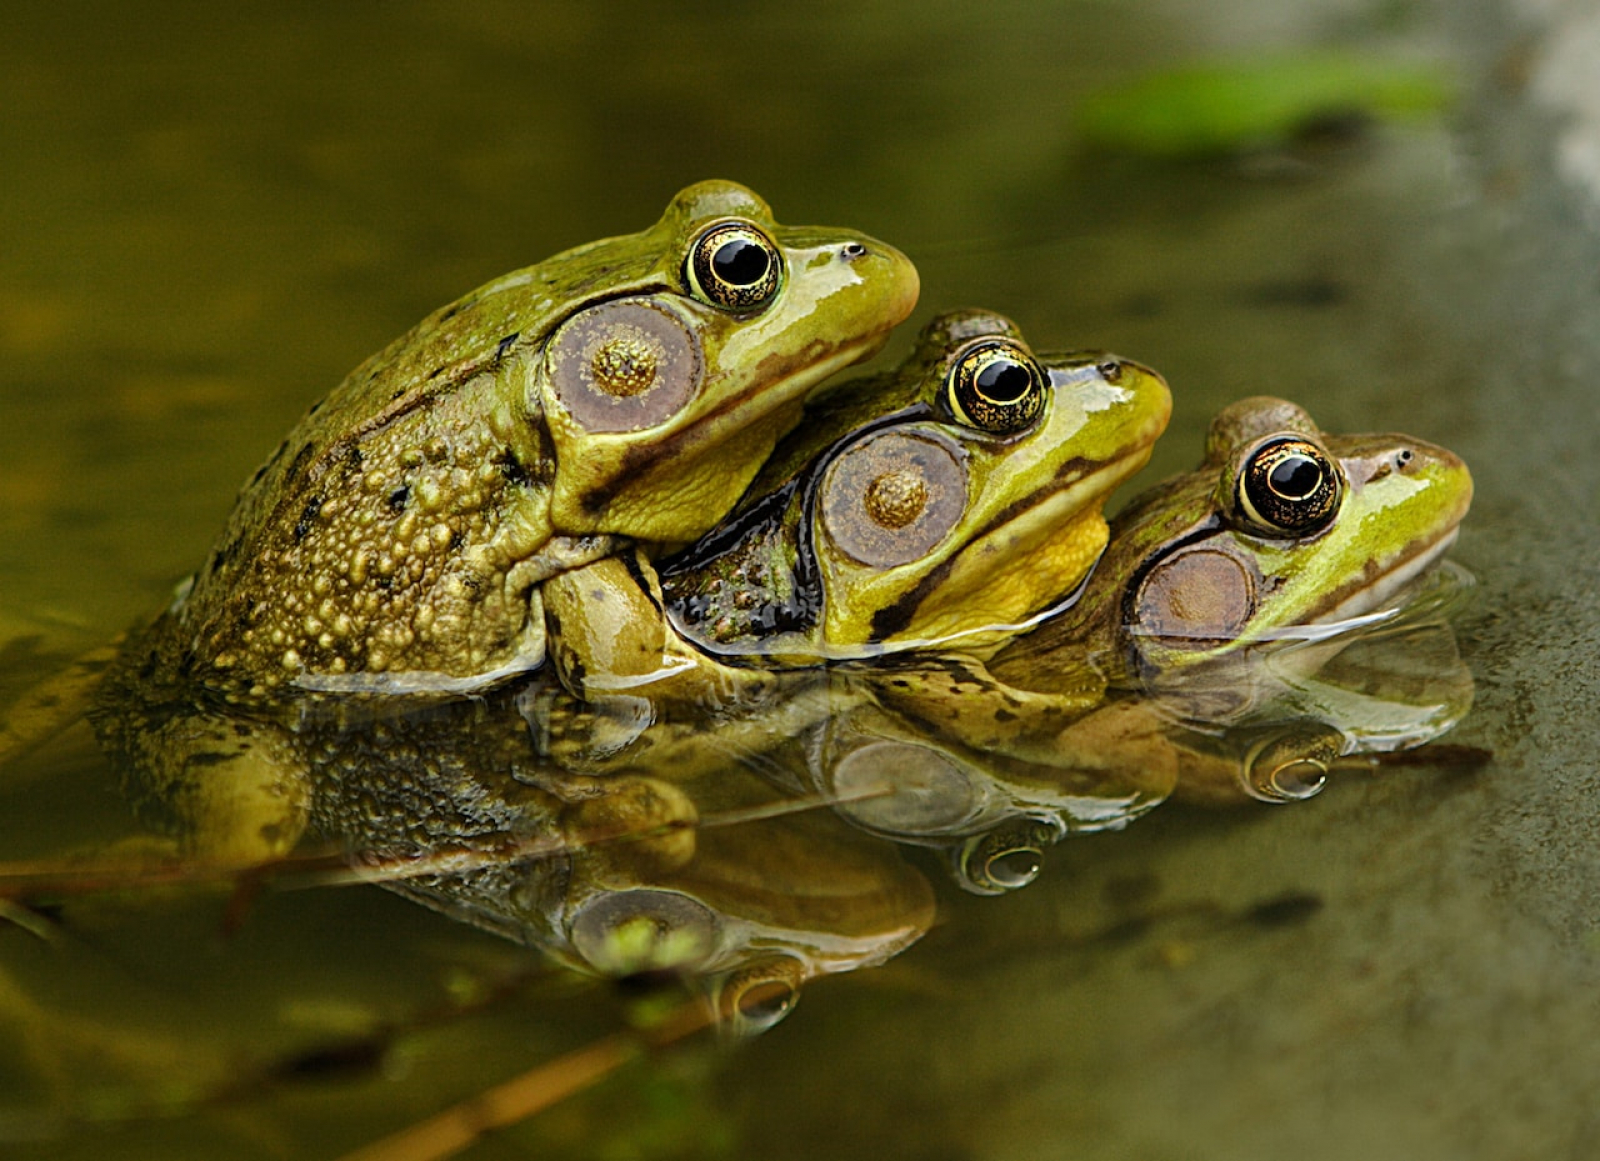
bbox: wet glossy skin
[148,181,918,699]
[988,395,1475,697]
[540,309,1172,699]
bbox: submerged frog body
[145,181,918,699]
[541,309,1172,701]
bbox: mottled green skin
[550,309,1172,690]
[148,181,918,699]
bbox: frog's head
[534,180,920,546]
[660,309,1171,660]
[1103,396,1473,679]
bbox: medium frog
[140,181,919,700]
[539,308,1173,702]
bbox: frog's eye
[686,221,783,312]
[716,957,804,1036]
[820,429,969,569]
[945,340,1047,435]
[954,821,1058,895]
[1236,436,1342,536]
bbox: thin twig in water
[333,999,714,1161]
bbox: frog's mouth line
[1268,526,1463,642]
[709,333,890,441]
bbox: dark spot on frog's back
[387,485,410,512]
[250,438,291,488]
[294,496,325,543]
[209,534,241,574]
[495,448,531,488]
[283,441,317,487]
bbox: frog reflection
[114,681,935,1035]
[528,395,1475,894]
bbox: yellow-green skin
[155,180,918,699]
[542,309,1172,700]
[988,395,1475,693]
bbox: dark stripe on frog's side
[866,453,1102,643]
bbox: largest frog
[147,181,918,699]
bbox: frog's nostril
[841,241,868,260]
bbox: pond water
[3,2,1598,1159]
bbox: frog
[84,182,920,855]
[134,179,920,702]
[985,394,1475,710]
[832,394,1475,875]
[537,307,1173,705]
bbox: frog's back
[169,236,666,698]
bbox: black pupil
[712,237,770,286]
[1269,454,1323,499]
[974,358,1033,404]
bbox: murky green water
[3,2,1598,1159]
